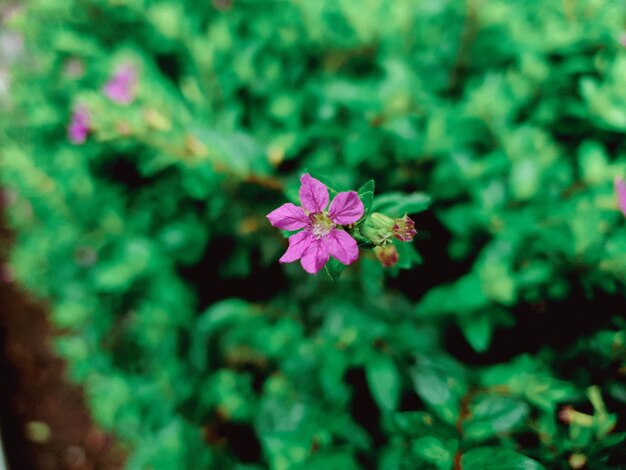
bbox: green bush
[3,0,626,468]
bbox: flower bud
[361,212,394,246]
[374,245,399,267]
[558,406,594,427]
[569,454,587,470]
[393,215,416,242]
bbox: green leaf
[411,436,457,470]
[460,447,546,470]
[394,241,423,270]
[393,412,436,437]
[463,395,529,441]
[357,179,375,217]
[365,355,401,411]
[325,258,346,281]
[415,272,489,318]
[301,450,360,470]
[372,192,431,217]
[410,353,469,425]
[459,313,493,353]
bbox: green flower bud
[361,212,395,246]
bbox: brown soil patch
[0,206,125,470]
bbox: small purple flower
[267,174,364,274]
[619,34,626,48]
[103,63,137,105]
[68,105,90,144]
[615,176,626,216]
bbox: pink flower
[615,176,626,216]
[68,105,90,144]
[103,63,137,105]
[267,174,364,274]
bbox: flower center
[310,212,334,239]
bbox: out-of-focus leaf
[411,353,469,425]
[365,354,401,411]
[357,179,375,217]
[372,192,431,217]
[460,447,546,470]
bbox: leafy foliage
[2,0,626,468]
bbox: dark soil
[0,214,125,470]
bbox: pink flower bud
[393,215,417,242]
[374,244,399,267]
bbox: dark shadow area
[345,367,385,470]
[387,207,481,301]
[90,153,147,190]
[445,285,626,366]
[0,309,37,470]
[215,420,262,464]
[179,237,288,311]
[155,53,184,85]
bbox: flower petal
[300,238,330,274]
[299,174,329,213]
[326,229,359,265]
[329,191,364,225]
[279,230,313,263]
[267,203,310,230]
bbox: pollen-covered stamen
[309,212,335,239]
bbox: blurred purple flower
[68,105,90,144]
[619,34,626,48]
[103,63,137,105]
[615,176,626,216]
[267,174,364,274]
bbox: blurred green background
[2,0,626,468]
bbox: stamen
[310,212,335,239]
